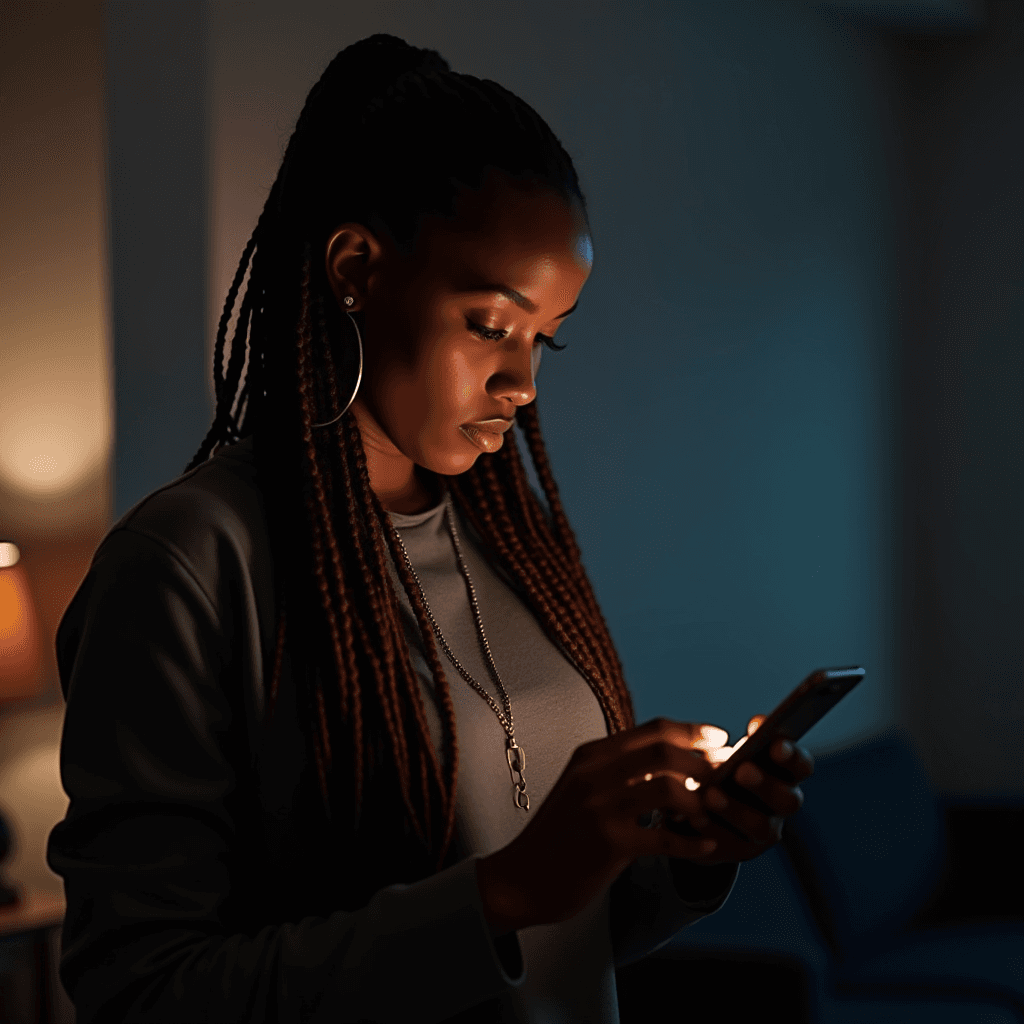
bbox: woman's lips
[459,418,513,454]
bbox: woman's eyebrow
[463,284,578,319]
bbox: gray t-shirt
[386,483,743,1021]
[388,490,620,1021]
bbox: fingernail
[700,839,717,853]
[740,764,763,786]
[778,740,794,758]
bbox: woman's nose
[491,343,538,407]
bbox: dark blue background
[106,0,1020,796]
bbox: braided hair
[184,33,635,878]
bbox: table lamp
[0,539,45,907]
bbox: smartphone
[655,666,865,839]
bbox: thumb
[690,723,729,753]
[748,714,767,736]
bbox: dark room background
[2,2,1021,1021]
[102,0,1020,795]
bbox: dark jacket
[46,437,739,1023]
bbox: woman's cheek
[442,349,476,414]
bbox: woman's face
[327,171,592,481]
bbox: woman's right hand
[476,717,723,933]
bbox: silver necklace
[391,495,529,812]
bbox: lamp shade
[0,541,44,705]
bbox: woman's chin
[421,448,484,478]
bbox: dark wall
[107,2,1021,788]
[205,0,903,753]
[106,0,211,520]
[895,1,1024,797]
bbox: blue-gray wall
[324,0,903,752]
[107,0,211,518]
[107,0,1019,791]
[520,2,900,753]
[897,1,1024,797]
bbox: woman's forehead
[414,188,590,278]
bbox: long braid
[339,415,421,838]
[312,292,364,814]
[516,402,634,728]
[346,420,454,856]
[293,244,342,819]
[183,33,633,880]
[485,453,614,711]
[450,434,631,736]
[479,442,602,664]
[378,509,461,867]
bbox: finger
[698,808,785,854]
[767,740,815,782]
[638,717,714,746]
[707,732,749,767]
[590,719,708,779]
[748,715,767,736]
[733,761,804,817]
[683,751,717,783]
[702,786,783,845]
[622,718,719,765]
[627,757,715,801]
[685,803,763,850]
[705,744,734,767]
[790,745,814,781]
[624,772,704,823]
[691,723,729,753]
[612,722,728,800]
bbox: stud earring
[344,296,354,307]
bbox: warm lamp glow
[0,554,44,704]
[0,365,111,500]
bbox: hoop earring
[312,305,363,428]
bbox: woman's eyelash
[466,319,567,352]
[467,320,508,342]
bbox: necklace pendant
[506,739,525,774]
[507,739,529,811]
[400,501,529,813]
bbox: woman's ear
[325,223,379,312]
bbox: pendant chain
[391,496,530,811]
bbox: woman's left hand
[670,715,815,864]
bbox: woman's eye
[466,319,508,342]
[466,318,567,352]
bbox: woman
[47,33,812,1023]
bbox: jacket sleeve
[46,527,525,1024]
[608,848,740,968]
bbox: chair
[785,727,1024,1016]
[638,727,1024,1023]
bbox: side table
[0,886,72,1024]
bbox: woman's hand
[476,717,788,933]
[667,714,815,865]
